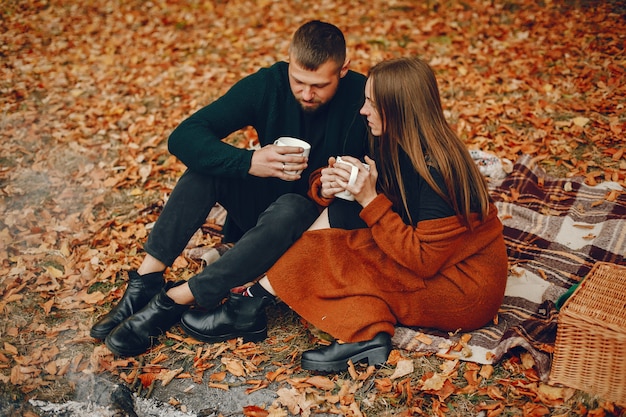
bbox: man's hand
[249,144,308,181]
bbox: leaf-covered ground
[1,0,625,416]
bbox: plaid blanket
[393,154,626,380]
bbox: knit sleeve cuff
[307,167,335,207]
[360,194,393,226]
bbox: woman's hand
[338,155,378,207]
[319,156,344,198]
[320,155,378,206]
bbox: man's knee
[260,194,319,229]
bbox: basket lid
[562,262,626,327]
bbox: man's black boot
[180,286,270,343]
[90,271,165,339]
[105,283,189,357]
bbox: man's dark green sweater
[168,61,369,198]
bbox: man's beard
[299,99,327,113]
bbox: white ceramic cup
[273,137,311,175]
[334,156,369,201]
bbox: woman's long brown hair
[368,57,490,228]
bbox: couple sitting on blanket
[91,20,508,373]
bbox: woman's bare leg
[308,207,331,231]
[257,208,331,296]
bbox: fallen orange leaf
[243,405,269,417]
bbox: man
[91,20,368,357]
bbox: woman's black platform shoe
[301,333,392,372]
[105,282,188,357]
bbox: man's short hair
[289,20,347,71]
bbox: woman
[180,56,509,372]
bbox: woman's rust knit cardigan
[267,190,508,343]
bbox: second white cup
[334,156,369,201]
[273,136,311,175]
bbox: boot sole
[301,345,390,372]
[90,327,112,340]
[91,322,123,339]
[105,336,153,358]
[180,322,267,344]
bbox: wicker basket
[549,262,626,404]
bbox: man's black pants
[143,169,319,308]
